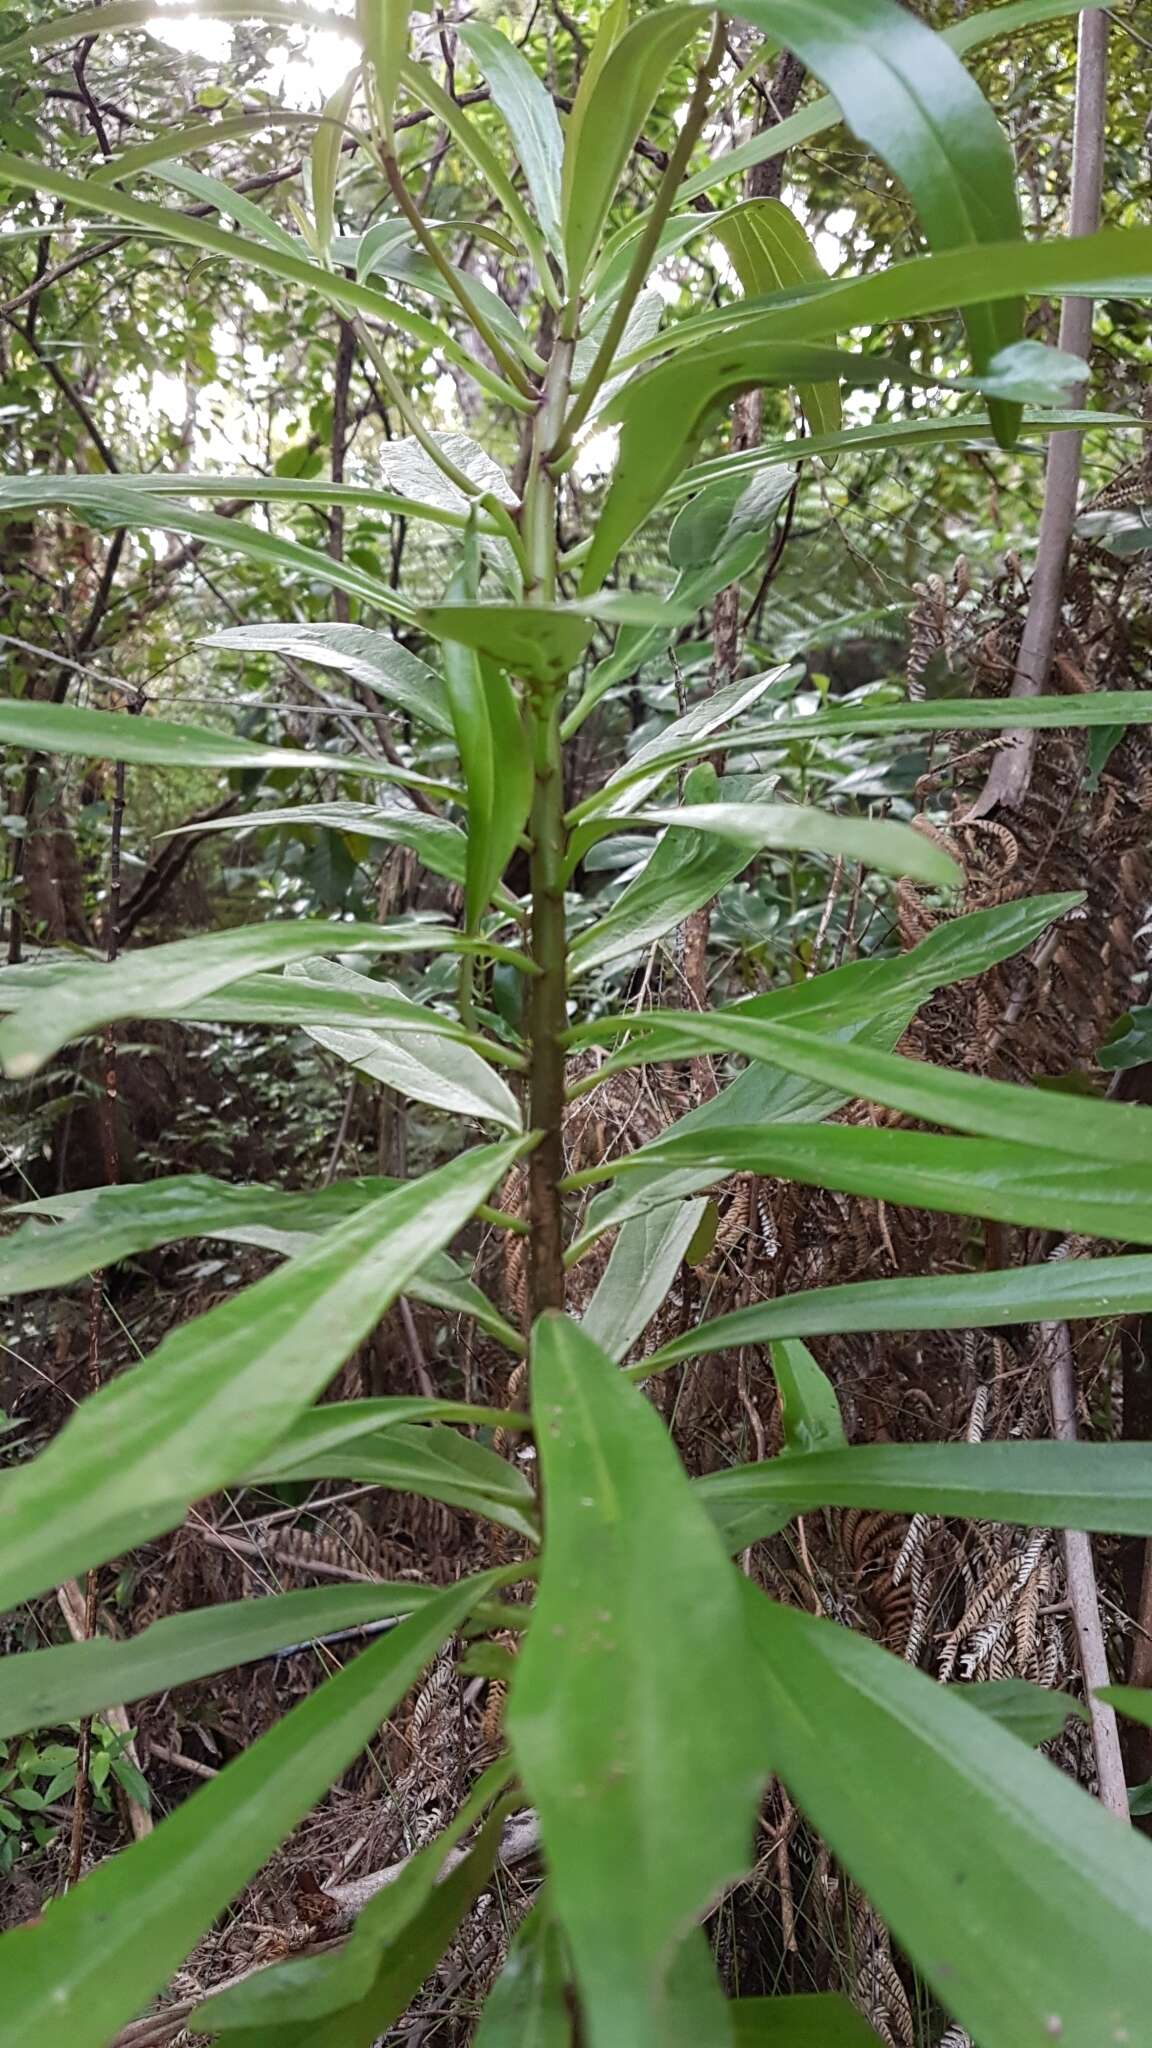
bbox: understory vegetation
[2,0,1152,2042]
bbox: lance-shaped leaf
[584,1123,1152,1245]
[0,1581,490,2048]
[0,475,414,619]
[200,622,452,734]
[0,1140,525,1609]
[954,1680,1087,1749]
[715,200,842,446]
[357,0,410,141]
[743,1585,1152,2048]
[0,919,526,1080]
[0,699,413,785]
[583,341,907,589]
[620,1008,1152,1165]
[570,893,1077,1253]
[506,1315,764,2048]
[631,800,961,889]
[437,535,535,927]
[731,1997,883,2045]
[561,3,708,286]
[473,1897,572,2046]
[581,1200,707,1363]
[196,1768,514,2037]
[644,1253,1152,1369]
[284,957,523,1128]
[247,1416,539,1543]
[173,800,469,887]
[572,663,793,813]
[427,600,596,687]
[459,22,565,261]
[720,0,1024,443]
[569,764,768,978]
[771,1338,846,1456]
[0,1582,470,1741]
[311,67,358,260]
[697,1441,1152,1551]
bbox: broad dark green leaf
[175,800,469,886]
[953,1679,1087,1747]
[0,1142,524,1608]
[459,22,564,259]
[771,1339,846,1456]
[474,1898,573,2047]
[581,1200,707,1362]
[696,1442,1152,1548]
[716,0,1024,441]
[645,1253,1152,1367]
[0,1583,468,1740]
[560,4,707,285]
[196,1764,513,2034]
[625,1008,1152,1166]
[633,800,961,888]
[0,1582,488,2048]
[0,920,524,1079]
[1098,1004,1152,1072]
[506,1315,764,2048]
[1096,1685,1152,1729]
[201,622,452,734]
[744,1585,1152,2048]
[247,1414,539,1543]
[715,200,842,444]
[588,1122,1152,1246]
[0,699,405,784]
[284,958,523,1128]
[0,475,414,619]
[730,1996,882,2045]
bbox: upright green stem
[522,329,575,1315]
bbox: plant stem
[522,329,575,1315]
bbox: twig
[1041,1319,1129,1820]
[56,1582,151,1843]
[966,9,1109,817]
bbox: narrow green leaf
[632,800,962,888]
[743,1585,1152,2048]
[201,621,453,733]
[1095,1686,1152,1729]
[311,69,358,260]
[439,539,535,929]
[697,1441,1152,1547]
[474,1897,573,2047]
[644,1253,1152,1368]
[2,0,344,56]
[89,110,320,188]
[715,200,842,445]
[398,58,557,297]
[506,1315,764,2048]
[284,957,523,1128]
[589,1122,1152,1246]
[0,920,525,1080]
[459,22,565,260]
[574,691,1152,814]
[560,4,708,286]
[174,800,469,886]
[771,1339,846,1456]
[0,1584,457,1741]
[720,0,1024,440]
[626,1009,1152,1165]
[953,1679,1087,1748]
[0,1582,488,2048]
[581,1200,707,1362]
[730,1995,883,2045]
[0,1142,525,1608]
[196,1771,513,2038]
[357,0,409,142]
[0,475,413,619]
[0,698,411,785]
[248,1416,539,1543]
